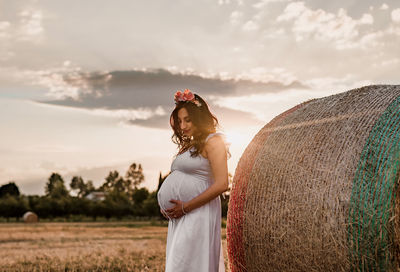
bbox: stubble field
[0,221,229,271]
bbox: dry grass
[0,221,229,272]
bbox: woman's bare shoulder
[204,133,231,160]
[205,135,226,155]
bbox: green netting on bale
[348,95,400,271]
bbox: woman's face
[177,107,196,137]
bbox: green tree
[0,195,28,221]
[99,170,133,218]
[100,170,132,196]
[45,173,69,198]
[0,196,18,221]
[143,191,161,217]
[85,180,95,195]
[36,196,70,219]
[68,196,91,217]
[157,172,169,191]
[0,182,20,198]
[131,187,149,216]
[125,163,145,189]
[70,176,95,197]
[70,176,84,196]
[16,196,30,221]
[27,195,41,213]
[132,187,149,206]
[34,196,52,219]
[100,171,121,192]
[103,190,133,219]
[89,200,107,221]
[221,194,229,217]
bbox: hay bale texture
[227,85,400,271]
[23,211,38,223]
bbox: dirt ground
[0,221,229,271]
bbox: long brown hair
[170,93,219,157]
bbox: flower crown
[174,89,202,107]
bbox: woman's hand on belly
[165,199,187,219]
[160,208,169,219]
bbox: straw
[227,85,400,271]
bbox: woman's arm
[165,135,229,218]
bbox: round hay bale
[227,85,400,271]
[23,211,38,223]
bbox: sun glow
[223,129,258,178]
[224,130,250,151]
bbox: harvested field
[0,221,229,271]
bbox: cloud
[360,13,374,25]
[213,74,377,123]
[212,105,265,128]
[253,0,289,9]
[242,20,259,31]
[0,21,14,61]
[2,0,398,89]
[24,144,81,153]
[217,0,243,5]
[127,114,171,129]
[380,4,389,10]
[34,68,309,108]
[380,58,400,66]
[17,9,44,41]
[127,104,264,129]
[277,2,375,49]
[230,11,243,25]
[218,0,231,5]
[0,5,44,62]
[32,68,307,129]
[392,8,400,23]
[0,21,11,37]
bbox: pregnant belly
[157,171,206,210]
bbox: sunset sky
[1,0,400,195]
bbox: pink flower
[174,90,184,102]
[183,89,195,101]
[174,89,200,106]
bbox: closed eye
[178,118,191,123]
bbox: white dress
[157,133,228,272]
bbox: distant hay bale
[23,211,38,223]
[227,85,400,271]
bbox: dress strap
[205,132,224,143]
[205,132,231,159]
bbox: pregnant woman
[158,89,230,272]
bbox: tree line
[0,163,230,221]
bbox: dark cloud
[38,68,308,108]
[127,114,170,129]
[211,105,265,128]
[127,105,264,129]
[36,68,307,129]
